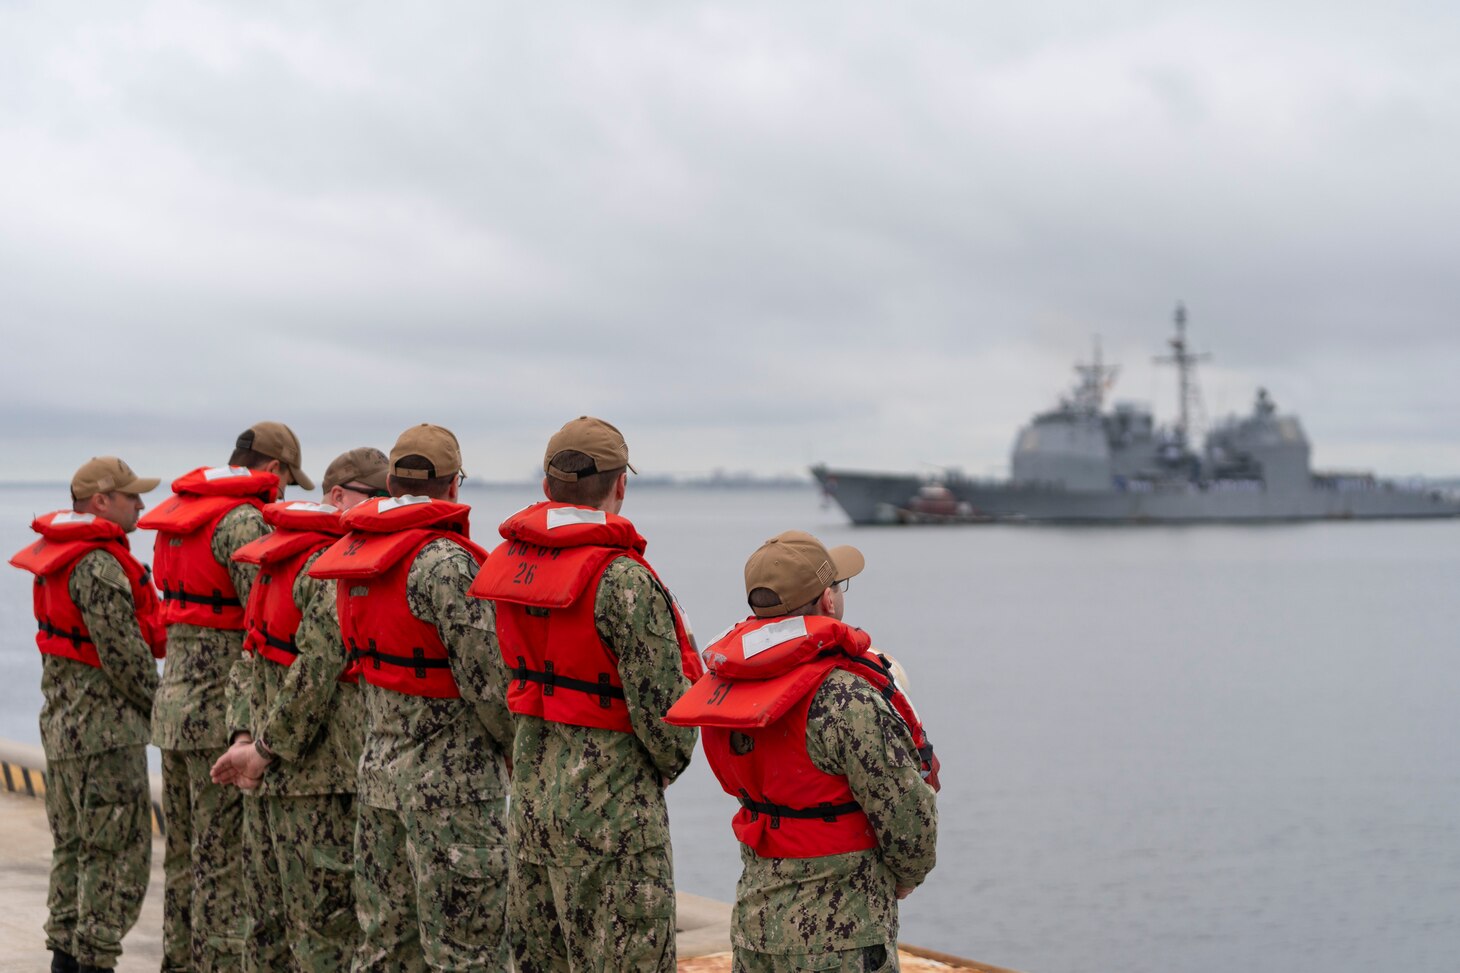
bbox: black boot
[49,950,78,973]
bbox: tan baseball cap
[322,447,389,493]
[390,424,462,480]
[544,416,637,482]
[70,456,160,501]
[744,530,865,618]
[236,421,314,490]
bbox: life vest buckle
[542,660,555,696]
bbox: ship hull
[811,466,1460,525]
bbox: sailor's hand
[211,739,270,789]
[879,652,910,690]
[896,886,914,900]
[209,742,248,786]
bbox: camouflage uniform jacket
[151,504,267,752]
[39,548,161,760]
[250,549,363,796]
[357,537,514,812]
[509,557,698,866]
[731,668,939,955]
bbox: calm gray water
[3,482,1457,973]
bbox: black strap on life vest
[513,656,624,709]
[38,620,93,648]
[827,649,900,704]
[161,582,241,614]
[348,637,453,680]
[813,646,938,777]
[259,625,298,657]
[737,789,862,828]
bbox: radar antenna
[1152,302,1210,446]
[1071,335,1120,414]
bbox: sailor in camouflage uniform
[139,422,312,973]
[309,425,513,972]
[666,531,940,973]
[470,417,702,973]
[8,458,165,973]
[211,448,389,971]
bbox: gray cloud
[2,2,1457,483]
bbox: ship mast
[1152,302,1210,446]
[1072,335,1119,414]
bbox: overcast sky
[3,1,1457,485]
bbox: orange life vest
[233,501,348,669]
[8,511,167,666]
[469,501,703,733]
[310,496,486,699]
[138,466,279,629]
[665,615,938,859]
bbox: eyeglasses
[831,579,850,593]
[455,471,468,487]
[343,483,390,499]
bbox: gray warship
[813,306,1460,524]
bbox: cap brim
[829,544,865,581]
[288,464,316,491]
[115,476,161,495]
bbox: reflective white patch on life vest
[741,616,808,658]
[51,512,96,524]
[546,507,607,529]
[377,495,432,513]
[203,466,252,480]
[284,501,338,513]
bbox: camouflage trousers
[161,747,245,973]
[352,800,508,972]
[243,791,360,971]
[43,745,151,969]
[241,795,289,972]
[732,943,899,973]
[506,844,676,973]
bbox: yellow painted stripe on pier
[0,759,45,798]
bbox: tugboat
[891,485,994,525]
[814,305,1460,525]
